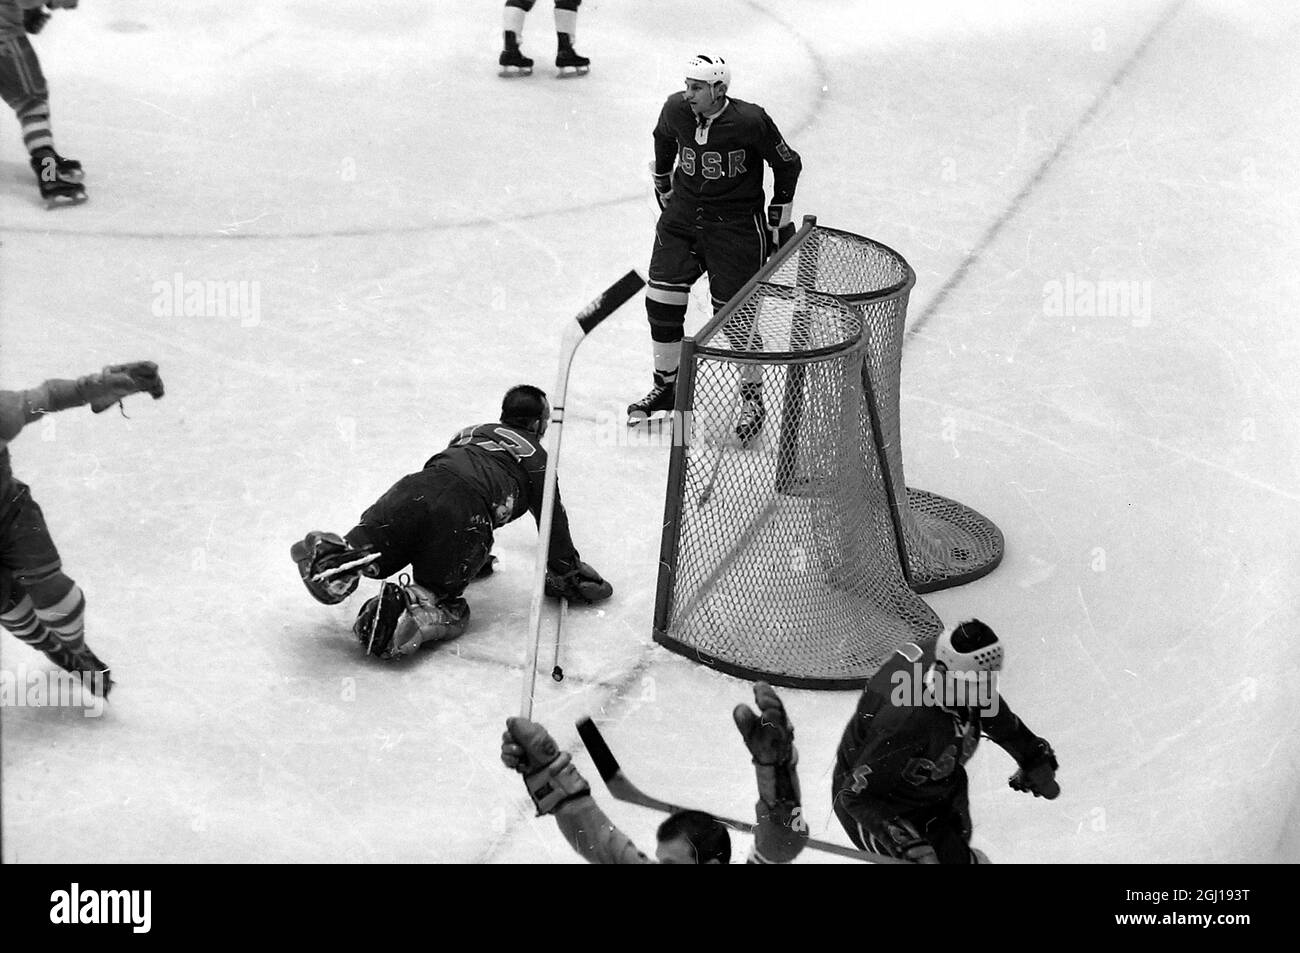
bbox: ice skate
[30,148,87,209]
[734,382,766,447]
[555,34,589,78]
[290,531,376,605]
[626,378,676,427]
[498,30,533,77]
[45,643,112,699]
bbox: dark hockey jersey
[423,422,579,569]
[832,641,1045,841]
[652,95,801,215]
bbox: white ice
[2,0,1297,863]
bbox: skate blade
[498,66,534,78]
[627,410,673,429]
[556,66,589,78]
[43,191,88,210]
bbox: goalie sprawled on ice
[291,385,611,660]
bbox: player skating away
[291,385,611,661]
[498,0,588,78]
[0,363,166,698]
[500,682,809,864]
[0,1,86,206]
[831,620,1060,864]
[629,54,802,445]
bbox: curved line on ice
[0,2,829,243]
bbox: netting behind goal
[652,219,1004,689]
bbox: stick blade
[576,716,621,782]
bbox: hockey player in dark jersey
[0,0,86,205]
[0,361,166,698]
[832,620,1060,863]
[501,681,807,864]
[291,385,611,661]
[628,53,802,445]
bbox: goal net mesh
[652,223,1004,689]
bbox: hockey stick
[575,717,907,864]
[520,270,647,718]
[311,550,380,582]
[550,597,568,682]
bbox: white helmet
[934,620,1004,675]
[685,53,730,89]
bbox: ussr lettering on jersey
[678,146,748,180]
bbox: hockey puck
[551,666,564,682]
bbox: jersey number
[453,426,537,462]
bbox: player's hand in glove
[733,681,795,768]
[766,202,795,253]
[734,681,806,863]
[23,6,50,33]
[1009,738,1060,799]
[545,558,613,604]
[650,162,673,211]
[501,717,592,815]
[79,361,165,414]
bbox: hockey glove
[81,361,165,414]
[23,6,50,33]
[545,559,612,604]
[734,681,806,863]
[1009,739,1060,799]
[501,716,592,815]
[766,202,795,253]
[651,165,673,211]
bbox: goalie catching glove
[544,558,612,604]
[501,717,591,815]
[79,361,165,414]
[1009,738,1060,799]
[734,681,807,863]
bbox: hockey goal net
[652,218,1004,689]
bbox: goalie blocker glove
[501,717,592,815]
[544,558,612,604]
[1009,738,1060,799]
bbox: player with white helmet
[628,53,802,444]
[831,619,1059,863]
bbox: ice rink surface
[2,0,1297,863]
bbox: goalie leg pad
[396,584,470,649]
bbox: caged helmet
[684,53,731,89]
[934,619,1004,676]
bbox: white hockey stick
[550,597,568,682]
[575,717,907,864]
[520,270,647,718]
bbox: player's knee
[554,0,581,10]
[505,0,536,11]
